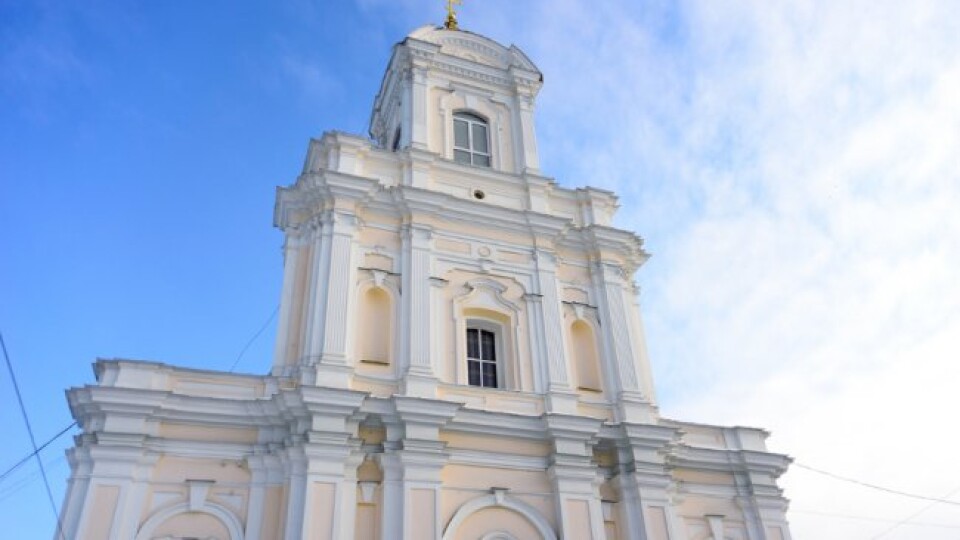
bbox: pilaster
[545,414,605,540]
[304,210,359,388]
[532,249,577,414]
[592,260,657,423]
[614,423,682,540]
[400,223,438,398]
[273,226,306,370]
[280,386,366,540]
[379,397,461,540]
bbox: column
[273,226,305,372]
[613,424,682,540]
[546,415,605,540]
[592,261,654,422]
[244,453,284,540]
[67,445,157,540]
[305,210,359,388]
[282,387,366,540]
[533,249,577,413]
[409,66,429,151]
[379,397,460,540]
[400,223,438,398]
[514,90,540,173]
[302,216,328,374]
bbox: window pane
[482,362,497,388]
[454,119,469,148]
[454,149,471,164]
[468,360,481,386]
[481,330,496,360]
[473,154,490,167]
[467,328,479,359]
[472,124,488,153]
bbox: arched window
[453,112,491,167]
[571,320,602,391]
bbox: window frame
[452,111,491,168]
[464,318,503,389]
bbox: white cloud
[473,0,960,537]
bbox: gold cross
[445,0,463,30]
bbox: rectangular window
[453,112,491,168]
[466,327,498,388]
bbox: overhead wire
[228,304,279,372]
[0,421,77,483]
[792,508,960,530]
[869,484,960,539]
[794,461,960,508]
[1,331,67,540]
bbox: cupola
[369,25,544,175]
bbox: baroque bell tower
[59,18,793,540]
[271,23,661,424]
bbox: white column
[303,216,329,368]
[304,210,358,388]
[69,446,156,540]
[592,261,655,422]
[273,227,305,371]
[410,67,429,151]
[614,424,682,540]
[515,91,540,173]
[545,415,605,540]
[380,398,460,540]
[282,388,366,539]
[401,223,438,398]
[533,249,577,413]
[58,448,92,539]
[244,454,282,540]
[523,293,548,394]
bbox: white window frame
[465,318,503,389]
[453,111,491,167]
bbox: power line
[0,456,67,504]
[794,461,960,507]
[1,332,67,540]
[0,421,77,483]
[870,484,960,539]
[228,304,279,372]
[792,508,960,530]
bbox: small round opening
[473,189,486,200]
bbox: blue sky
[3,1,960,538]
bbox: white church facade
[59,24,793,540]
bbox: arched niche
[563,303,605,394]
[570,319,603,392]
[354,269,399,375]
[442,490,556,540]
[135,502,243,540]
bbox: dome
[406,25,541,77]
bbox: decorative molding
[442,489,557,540]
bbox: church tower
[59,22,793,540]
[271,24,658,423]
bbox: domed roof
[406,25,540,76]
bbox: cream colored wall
[151,512,230,539]
[440,432,550,457]
[83,485,119,539]
[453,507,541,540]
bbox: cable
[1,332,67,540]
[792,508,960,530]
[0,456,67,504]
[227,304,279,372]
[0,421,77,483]
[794,461,960,507]
[870,484,960,539]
